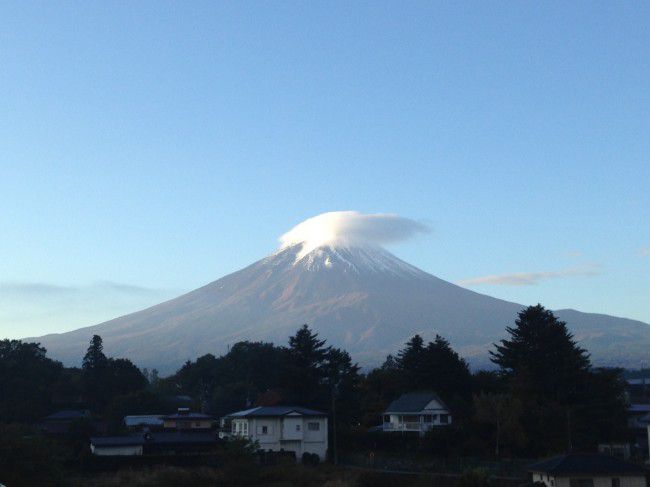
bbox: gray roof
[162,412,213,420]
[124,415,164,427]
[227,406,327,418]
[528,454,646,476]
[385,392,448,413]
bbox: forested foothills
[0,305,633,484]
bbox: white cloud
[279,211,430,258]
[0,281,166,298]
[457,266,600,287]
[638,247,650,257]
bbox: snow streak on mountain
[29,212,650,373]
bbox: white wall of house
[532,472,646,487]
[231,414,328,461]
[90,444,143,456]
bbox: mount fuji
[29,212,650,373]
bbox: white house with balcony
[223,406,328,461]
[381,391,451,436]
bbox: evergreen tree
[284,324,330,405]
[490,304,590,403]
[489,305,614,455]
[421,335,472,401]
[394,334,471,405]
[82,335,107,371]
[396,334,425,386]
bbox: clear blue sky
[1,1,649,339]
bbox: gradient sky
[1,1,649,339]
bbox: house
[90,431,220,456]
[224,406,328,461]
[162,408,214,430]
[124,415,164,431]
[381,392,451,436]
[528,453,647,487]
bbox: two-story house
[381,391,451,436]
[224,406,328,461]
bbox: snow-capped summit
[284,242,428,278]
[29,212,650,373]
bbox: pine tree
[284,324,330,406]
[82,335,109,409]
[490,305,595,454]
[82,335,107,371]
[490,304,590,403]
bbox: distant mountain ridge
[29,242,650,373]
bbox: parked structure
[528,453,646,487]
[381,392,451,436]
[224,406,328,461]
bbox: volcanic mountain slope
[30,242,650,373]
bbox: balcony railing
[383,422,432,432]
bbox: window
[262,426,268,434]
[570,478,594,487]
[423,415,433,423]
[308,422,320,431]
[440,414,449,424]
[383,415,390,423]
[194,422,201,427]
[612,479,620,487]
[296,424,301,431]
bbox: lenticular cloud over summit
[279,211,430,258]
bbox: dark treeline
[0,304,629,462]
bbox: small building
[124,415,164,431]
[528,453,647,487]
[89,431,220,456]
[162,408,214,430]
[224,406,328,461]
[90,435,144,456]
[381,392,451,436]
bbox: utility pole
[331,383,338,465]
[566,408,572,453]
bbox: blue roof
[227,406,327,418]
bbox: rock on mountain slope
[29,242,650,374]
